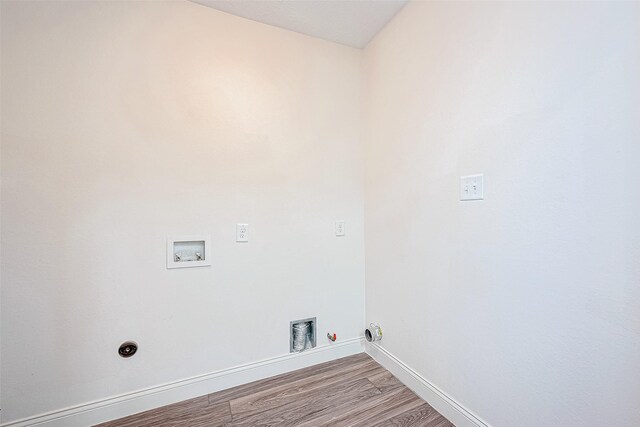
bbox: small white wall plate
[167,235,212,269]
[460,174,484,201]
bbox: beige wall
[363,2,640,426]
[3,0,640,425]
[1,1,364,422]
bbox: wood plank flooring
[95,353,454,427]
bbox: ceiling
[190,0,408,49]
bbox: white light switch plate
[460,174,484,201]
[236,224,248,242]
[335,220,345,236]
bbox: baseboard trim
[2,338,365,427]
[366,342,491,427]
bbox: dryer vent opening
[290,317,316,353]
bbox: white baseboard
[2,338,364,427]
[366,342,491,427]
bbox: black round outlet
[118,341,138,358]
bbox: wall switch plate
[460,174,484,201]
[236,224,248,242]
[335,220,345,236]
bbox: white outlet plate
[460,174,484,201]
[236,224,248,242]
[335,220,345,236]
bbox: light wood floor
[96,353,454,427]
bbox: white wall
[4,1,640,426]
[363,2,640,427]
[0,1,364,422]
